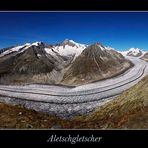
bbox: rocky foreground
[0,75,147,129]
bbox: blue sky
[0,12,148,51]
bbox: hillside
[140,52,148,62]
[62,43,132,85]
[69,75,148,129]
[0,42,70,84]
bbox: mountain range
[0,39,141,85]
[62,43,132,85]
[121,47,148,62]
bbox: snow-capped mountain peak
[0,40,88,58]
[49,39,88,58]
[31,41,42,46]
[24,43,31,46]
[68,39,77,44]
[94,43,105,51]
[129,48,142,52]
[120,47,146,57]
[0,42,42,57]
[61,39,87,48]
[68,39,87,48]
[61,39,75,46]
[127,48,143,57]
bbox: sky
[0,12,148,51]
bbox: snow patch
[37,54,41,57]
[99,45,105,51]
[105,46,116,51]
[52,43,86,58]
[120,51,128,56]
[0,45,25,57]
[44,48,56,56]
[24,43,31,46]
[69,40,87,48]
[32,42,42,46]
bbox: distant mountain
[125,48,144,57]
[51,39,87,58]
[62,43,132,85]
[0,40,132,85]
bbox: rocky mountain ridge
[0,40,133,85]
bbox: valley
[0,40,147,119]
[0,12,148,130]
[0,55,147,118]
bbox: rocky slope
[0,42,69,84]
[140,52,148,62]
[62,43,132,85]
